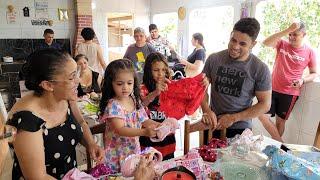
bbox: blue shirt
[39,42,62,50]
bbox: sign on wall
[23,7,30,17]
[34,0,48,18]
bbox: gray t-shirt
[203,49,271,129]
[123,43,156,81]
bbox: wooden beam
[108,15,132,22]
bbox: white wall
[150,0,241,57]
[92,0,151,62]
[252,81,320,145]
[0,0,75,40]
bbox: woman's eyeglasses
[49,69,81,85]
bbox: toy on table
[150,118,179,142]
[263,145,320,180]
[120,147,163,177]
[198,138,227,162]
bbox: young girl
[99,59,158,173]
[139,52,176,160]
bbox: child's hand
[144,128,157,137]
[155,79,169,95]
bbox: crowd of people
[0,16,318,179]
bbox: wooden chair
[314,121,320,149]
[184,119,226,155]
[86,123,106,171]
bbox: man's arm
[216,90,271,129]
[304,65,318,83]
[201,91,217,128]
[263,23,300,48]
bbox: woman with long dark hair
[179,33,206,77]
[139,52,175,160]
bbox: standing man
[39,29,62,50]
[124,27,156,82]
[258,22,317,142]
[147,24,172,57]
[201,18,272,138]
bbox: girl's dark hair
[99,59,141,115]
[21,48,72,96]
[193,33,205,50]
[143,52,170,107]
[74,54,88,62]
[81,27,95,40]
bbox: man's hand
[202,110,217,129]
[216,114,236,130]
[201,75,210,89]
[287,22,300,33]
[291,79,304,89]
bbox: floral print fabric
[100,99,148,173]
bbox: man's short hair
[149,24,158,32]
[134,27,146,35]
[233,18,260,41]
[44,29,54,35]
[298,21,306,34]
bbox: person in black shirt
[74,54,102,98]
[179,33,206,77]
[39,29,62,50]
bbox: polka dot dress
[7,109,83,180]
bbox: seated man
[39,29,62,50]
[201,18,272,139]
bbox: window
[152,12,178,48]
[189,6,234,55]
[107,13,134,61]
[255,0,320,70]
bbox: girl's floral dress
[100,98,148,173]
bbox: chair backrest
[184,119,226,155]
[314,121,320,149]
[86,123,106,171]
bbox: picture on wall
[34,0,48,18]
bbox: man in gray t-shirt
[124,27,156,82]
[201,18,272,138]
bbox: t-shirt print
[215,66,247,97]
[135,51,145,73]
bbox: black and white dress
[7,108,83,180]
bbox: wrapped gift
[62,168,96,180]
[289,151,320,167]
[155,150,211,179]
[90,163,113,178]
[263,145,320,180]
[121,147,163,177]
